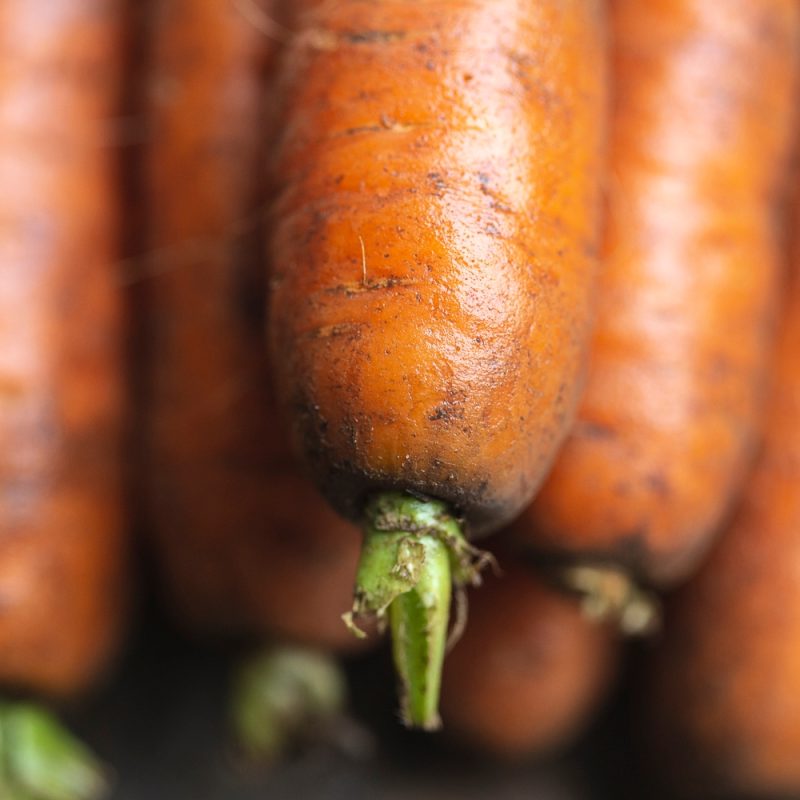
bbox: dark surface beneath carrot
[66,601,647,800]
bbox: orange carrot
[515,0,800,602]
[441,561,619,758]
[0,0,126,704]
[0,1,127,794]
[268,0,606,727]
[643,192,800,799]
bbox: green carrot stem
[559,564,661,636]
[232,645,347,761]
[0,702,108,800]
[389,537,450,729]
[343,492,490,730]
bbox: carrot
[141,0,369,654]
[642,189,800,798]
[268,0,606,728]
[440,561,619,759]
[0,0,127,795]
[514,0,800,609]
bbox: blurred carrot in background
[0,0,129,795]
[516,0,800,611]
[441,560,620,759]
[140,0,365,654]
[643,166,800,798]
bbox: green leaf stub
[345,492,492,730]
[0,703,108,800]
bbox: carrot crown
[343,492,490,730]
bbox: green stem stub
[232,646,347,762]
[0,703,108,800]
[559,564,661,636]
[342,492,490,731]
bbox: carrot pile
[3,0,800,797]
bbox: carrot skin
[440,561,619,759]
[642,204,800,797]
[515,0,800,588]
[0,0,126,697]
[268,0,607,537]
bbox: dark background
[68,594,647,800]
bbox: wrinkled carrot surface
[268,0,606,536]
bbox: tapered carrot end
[348,492,490,731]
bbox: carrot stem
[559,564,661,636]
[343,492,489,730]
[232,645,347,761]
[389,538,450,730]
[0,703,108,800]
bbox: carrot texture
[268,0,606,536]
[517,0,800,589]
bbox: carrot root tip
[347,492,490,731]
[0,702,109,800]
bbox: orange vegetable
[0,0,126,698]
[0,3,128,792]
[267,0,606,728]
[516,0,800,594]
[441,561,619,759]
[643,192,800,799]
[269,0,605,537]
[142,0,365,652]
